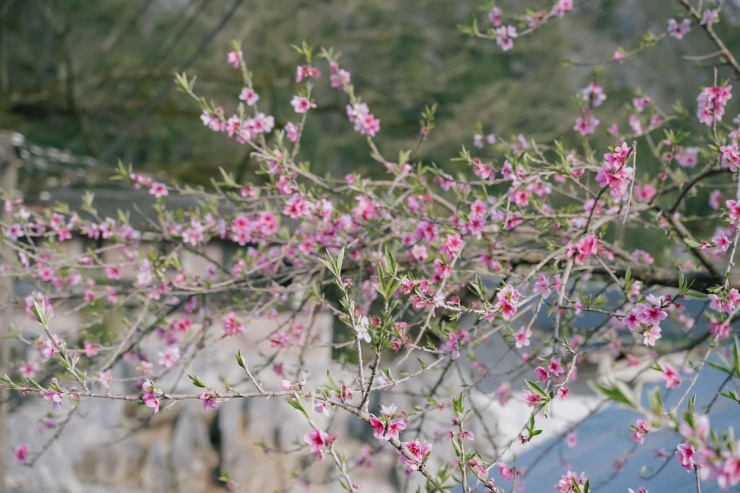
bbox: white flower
[354,315,371,343]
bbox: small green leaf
[235,351,246,369]
[525,380,547,398]
[188,374,206,388]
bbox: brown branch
[678,0,740,78]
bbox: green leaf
[684,291,708,299]
[525,380,547,398]
[592,381,637,408]
[335,246,345,276]
[235,350,246,369]
[706,360,733,375]
[188,374,206,388]
[648,387,664,415]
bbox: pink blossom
[642,325,662,346]
[697,85,732,127]
[580,82,606,107]
[596,142,633,198]
[633,96,651,112]
[83,341,98,358]
[667,18,692,40]
[533,273,551,298]
[285,122,299,142]
[223,311,244,336]
[226,50,243,68]
[369,415,386,439]
[39,337,56,362]
[523,390,542,408]
[675,146,699,167]
[717,449,740,489]
[514,327,532,348]
[700,9,719,26]
[149,182,168,198]
[634,184,656,202]
[158,347,180,369]
[499,463,514,481]
[632,418,653,444]
[548,357,565,377]
[440,233,465,261]
[239,87,259,106]
[304,428,332,460]
[199,391,219,411]
[401,439,432,470]
[713,230,730,253]
[488,6,502,27]
[141,379,160,414]
[14,444,29,462]
[290,96,316,114]
[329,62,351,88]
[283,194,311,219]
[566,428,577,447]
[43,389,63,409]
[661,364,682,388]
[574,108,600,136]
[5,223,23,240]
[555,471,588,493]
[727,199,740,222]
[346,102,381,137]
[675,442,697,472]
[98,370,112,390]
[296,65,320,82]
[315,401,330,417]
[17,360,38,379]
[720,143,740,171]
[709,190,722,210]
[553,0,573,17]
[496,25,517,52]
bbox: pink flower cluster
[369,404,407,442]
[595,142,633,198]
[223,311,245,336]
[346,102,381,137]
[709,287,740,314]
[494,284,521,320]
[580,82,606,107]
[329,61,351,89]
[200,107,275,144]
[573,108,599,136]
[624,294,667,346]
[400,439,432,472]
[554,471,588,493]
[697,85,732,127]
[229,211,280,245]
[568,234,602,265]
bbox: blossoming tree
[2,1,740,492]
